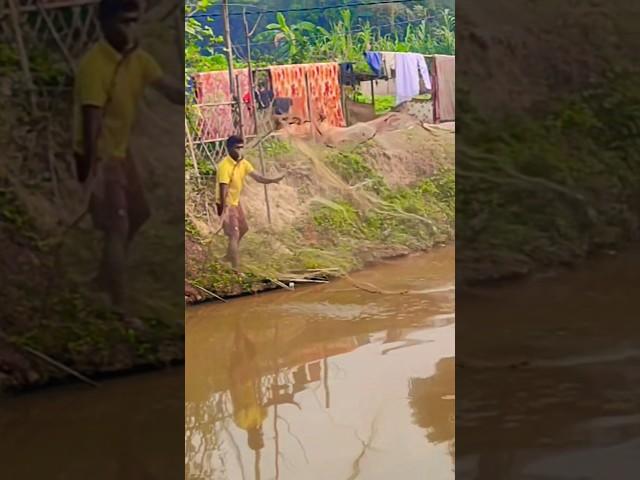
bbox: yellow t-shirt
[230,379,267,431]
[73,40,163,158]
[215,156,255,206]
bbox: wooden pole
[243,8,272,225]
[304,71,316,141]
[243,8,259,135]
[258,143,272,225]
[221,0,235,97]
[370,78,376,114]
[221,0,240,134]
[235,74,245,137]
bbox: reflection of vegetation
[408,357,454,456]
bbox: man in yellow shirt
[216,135,285,269]
[74,0,182,326]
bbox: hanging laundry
[306,63,346,127]
[269,64,308,123]
[364,52,383,77]
[192,70,256,141]
[433,55,455,122]
[270,62,345,129]
[380,51,396,78]
[394,53,432,105]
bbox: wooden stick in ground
[189,281,227,303]
[258,143,272,224]
[243,8,271,225]
[0,329,99,387]
[304,71,316,141]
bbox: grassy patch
[263,138,293,158]
[353,93,395,114]
[457,71,640,280]
[326,149,389,196]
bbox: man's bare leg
[103,227,128,311]
[227,233,240,270]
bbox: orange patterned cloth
[270,62,345,129]
[193,70,256,141]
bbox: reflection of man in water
[229,323,267,451]
[229,323,300,453]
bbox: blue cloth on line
[364,52,383,77]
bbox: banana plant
[258,12,317,63]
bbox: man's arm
[80,105,102,182]
[219,183,229,211]
[249,171,285,185]
[150,76,184,105]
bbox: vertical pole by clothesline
[235,75,245,138]
[221,0,239,134]
[304,71,316,141]
[243,8,271,225]
[370,78,376,114]
[243,8,259,137]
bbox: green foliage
[263,138,294,157]
[249,7,455,65]
[185,0,226,79]
[353,93,396,114]
[312,200,363,237]
[311,167,454,248]
[457,71,640,279]
[326,149,389,196]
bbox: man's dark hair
[226,135,245,150]
[98,0,140,23]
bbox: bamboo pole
[370,78,376,113]
[243,8,271,225]
[258,143,272,225]
[235,74,245,137]
[304,71,316,141]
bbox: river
[2,246,636,479]
[457,248,640,479]
[185,246,455,480]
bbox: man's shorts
[76,154,150,233]
[219,204,248,238]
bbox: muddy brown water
[186,246,455,480]
[2,246,637,479]
[457,249,640,480]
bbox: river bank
[185,119,455,304]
